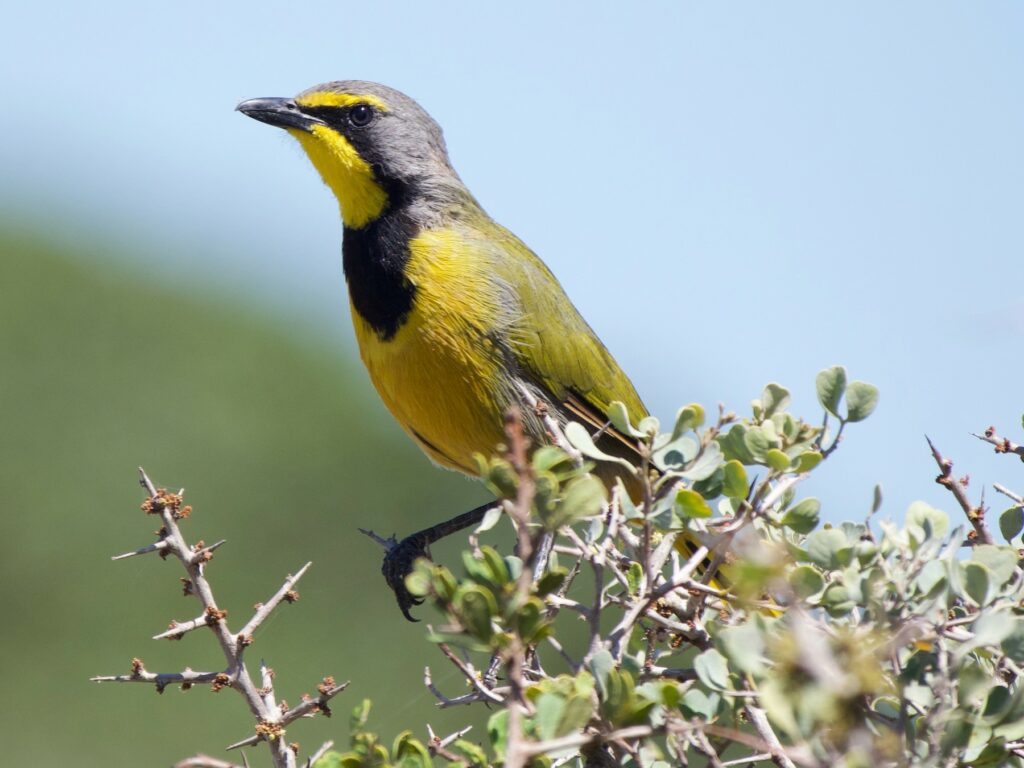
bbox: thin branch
[93,468,343,768]
[516,724,657,758]
[304,741,334,768]
[226,681,350,750]
[175,756,246,768]
[720,754,774,767]
[112,540,170,560]
[436,640,505,704]
[424,665,510,708]
[91,661,221,692]
[974,427,1024,461]
[994,483,1024,505]
[925,437,994,545]
[153,610,223,641]
[238,562,313,640]
[741,702,799,768]
[514,382,583,466]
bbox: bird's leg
[379,500,497,621]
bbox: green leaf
[906,501,949,543]
[652,435,699,470]
[718,424,756,465]
[844,380,879,422]
[781,498,821,534]
[680,688,720,720]
[559,692,595,737]
[474,505,503,533]
[487,709,509,759]
[601,669,642,725]
[481,457,518,499]
[964,562,992,606]
[515,597,550,644]
[815,365,847,417]
[658,681,681,708]
[1000,621,1024,662]
[392,731,432,766]
[789,565,825,598]
[564,422,634,469]
[742,425,774,463]
[404,566,431,598]
[681,441,724,482]
[429,565,457,602]
[534,692,568,741]
[607,400,646,438]
[973,544,1019,587]
[914,559,947,598]
[587,650,615,699]
[480,545,511,585]
[805,528,851,570]
[973,611,1017,648]
[765,449,791,472]
[549,474,606,528]
[637,415,660,435]
[671,403,706,439]
[721,460,749,499]
[822,582,856,614]
[532,445,572,474]
[999,506,1024,543]
[871,484,883,514]
[626,561,643,595]
[694,648,730,691]
[761,383,791,418]
[940,713,973,753]
[350,698,372,731]
[455,585,497,640]
[718,623,766,675]
[535,567,567,597]
[792,451,823,473]
[675,488,713,519]
[450,740,488,766]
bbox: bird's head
[237,81,458,229]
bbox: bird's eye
[349,104,375,127]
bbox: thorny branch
[421,409,807,768]
[975,426,1024,462]
[91,468,345,768]
[926,436,995,545]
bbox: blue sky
[3,2,1023,523]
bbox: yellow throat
[288,125,388,229]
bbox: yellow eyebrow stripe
[296,92,390,111]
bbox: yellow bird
[238,82,654,618]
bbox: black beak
[236,97,325,131]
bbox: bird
[237,81,662,619]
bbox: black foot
[382,533,431,621]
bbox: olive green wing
[485,223,649,435]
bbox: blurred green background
[3,2,1023,766]
[1,231,496,765]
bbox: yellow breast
[350,228,513,474]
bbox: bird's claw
[381,533,431,621]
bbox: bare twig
[994,483,1024,505]
[92,469,344,768]
[925,437,994,544]
[743,699,799,768]
[514,382,583,466]
[226,680,350,750]
[974,427,1024,461]
[174,755,246,768]
[436,640,505,704]
[304,741,334,768]
[239,562,312,640]
[91,660,220,692]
